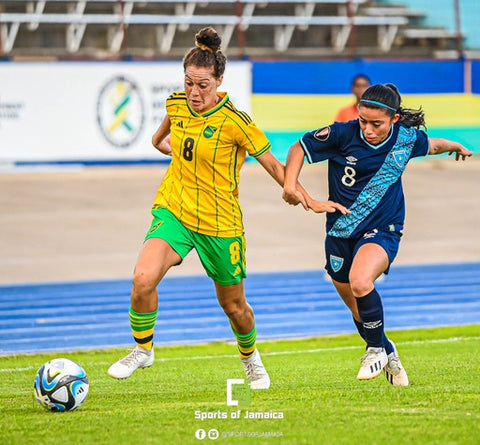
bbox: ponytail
[360,83,427,130]
[183,27,227,79]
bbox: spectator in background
[334,74,371,122]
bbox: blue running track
[0,262,479,355]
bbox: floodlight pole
[453,0,463,59]
[346,0,357,59]
[236,0,247,59]
[117,0,128,59]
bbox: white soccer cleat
[384,341,409,386]
[241,349,270,389]
[108,346,154,380]
[357,347,388,380]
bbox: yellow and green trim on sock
[232,324,257,358]
[129,307,157,351]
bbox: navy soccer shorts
[324,228,402,283]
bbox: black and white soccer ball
[33,358,89,412]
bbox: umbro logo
[176,121,184,128]
[363,320,383,329]
[346,156,358,165]
[147,221,164,234]
[363,229,378,239]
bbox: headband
[359,99,397,113]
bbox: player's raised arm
[283,141,305,205]
[428,138,473,161]
[255,150,309,210]
[152,115,172,156]
[283,142,349,214]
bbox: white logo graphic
[226,378,251,406]
[363,320,383,329]
[346,155,358,165]
[195,428,219,441]
[363,229,379,239]
[195,429,207,440]
[208,429,219,440]
[97,75,145,149]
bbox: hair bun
[195,27,222,53]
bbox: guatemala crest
[330,255,344,273]
[391,150,407,168]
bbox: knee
[131,268,157,302]
[220,299,250,320]
[349,274,374,298]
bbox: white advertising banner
[0,61,251,163]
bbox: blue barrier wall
[252,60,467,94]
[473,61,480,94]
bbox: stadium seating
[0,0,464,59]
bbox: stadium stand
[0,0,466,59]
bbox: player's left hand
[449,145,473,161]
[307,199,351,215]
[158,135,172,156]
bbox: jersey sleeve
[236,119,272,159]
[300,123,339,163]
[410,128,430,159]
[165,91,186,116]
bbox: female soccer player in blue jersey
[108,27,346,387]
[283,83,472,386]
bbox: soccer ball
[33,358,89,412]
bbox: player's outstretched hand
[307,199,351,215]
[448,145,473,161]
[282,187,309,210]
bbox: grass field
[1,325,479,445]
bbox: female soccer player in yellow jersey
[108,27,349,387]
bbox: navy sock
[352,316,366,342]
[384,335,394,354]
[353,314,392,353]
[355,288,385,348]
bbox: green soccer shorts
[145,206,246,285]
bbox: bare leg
[331,279,360,321]
[215,280,270,389]
[131,238,182,312]
[349,243,389,298]
[108,238,182,379]
[215,280,254,334]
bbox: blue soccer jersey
[300,121,430,238]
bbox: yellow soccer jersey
[152,91,271,237]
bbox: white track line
[2,335,479,373]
